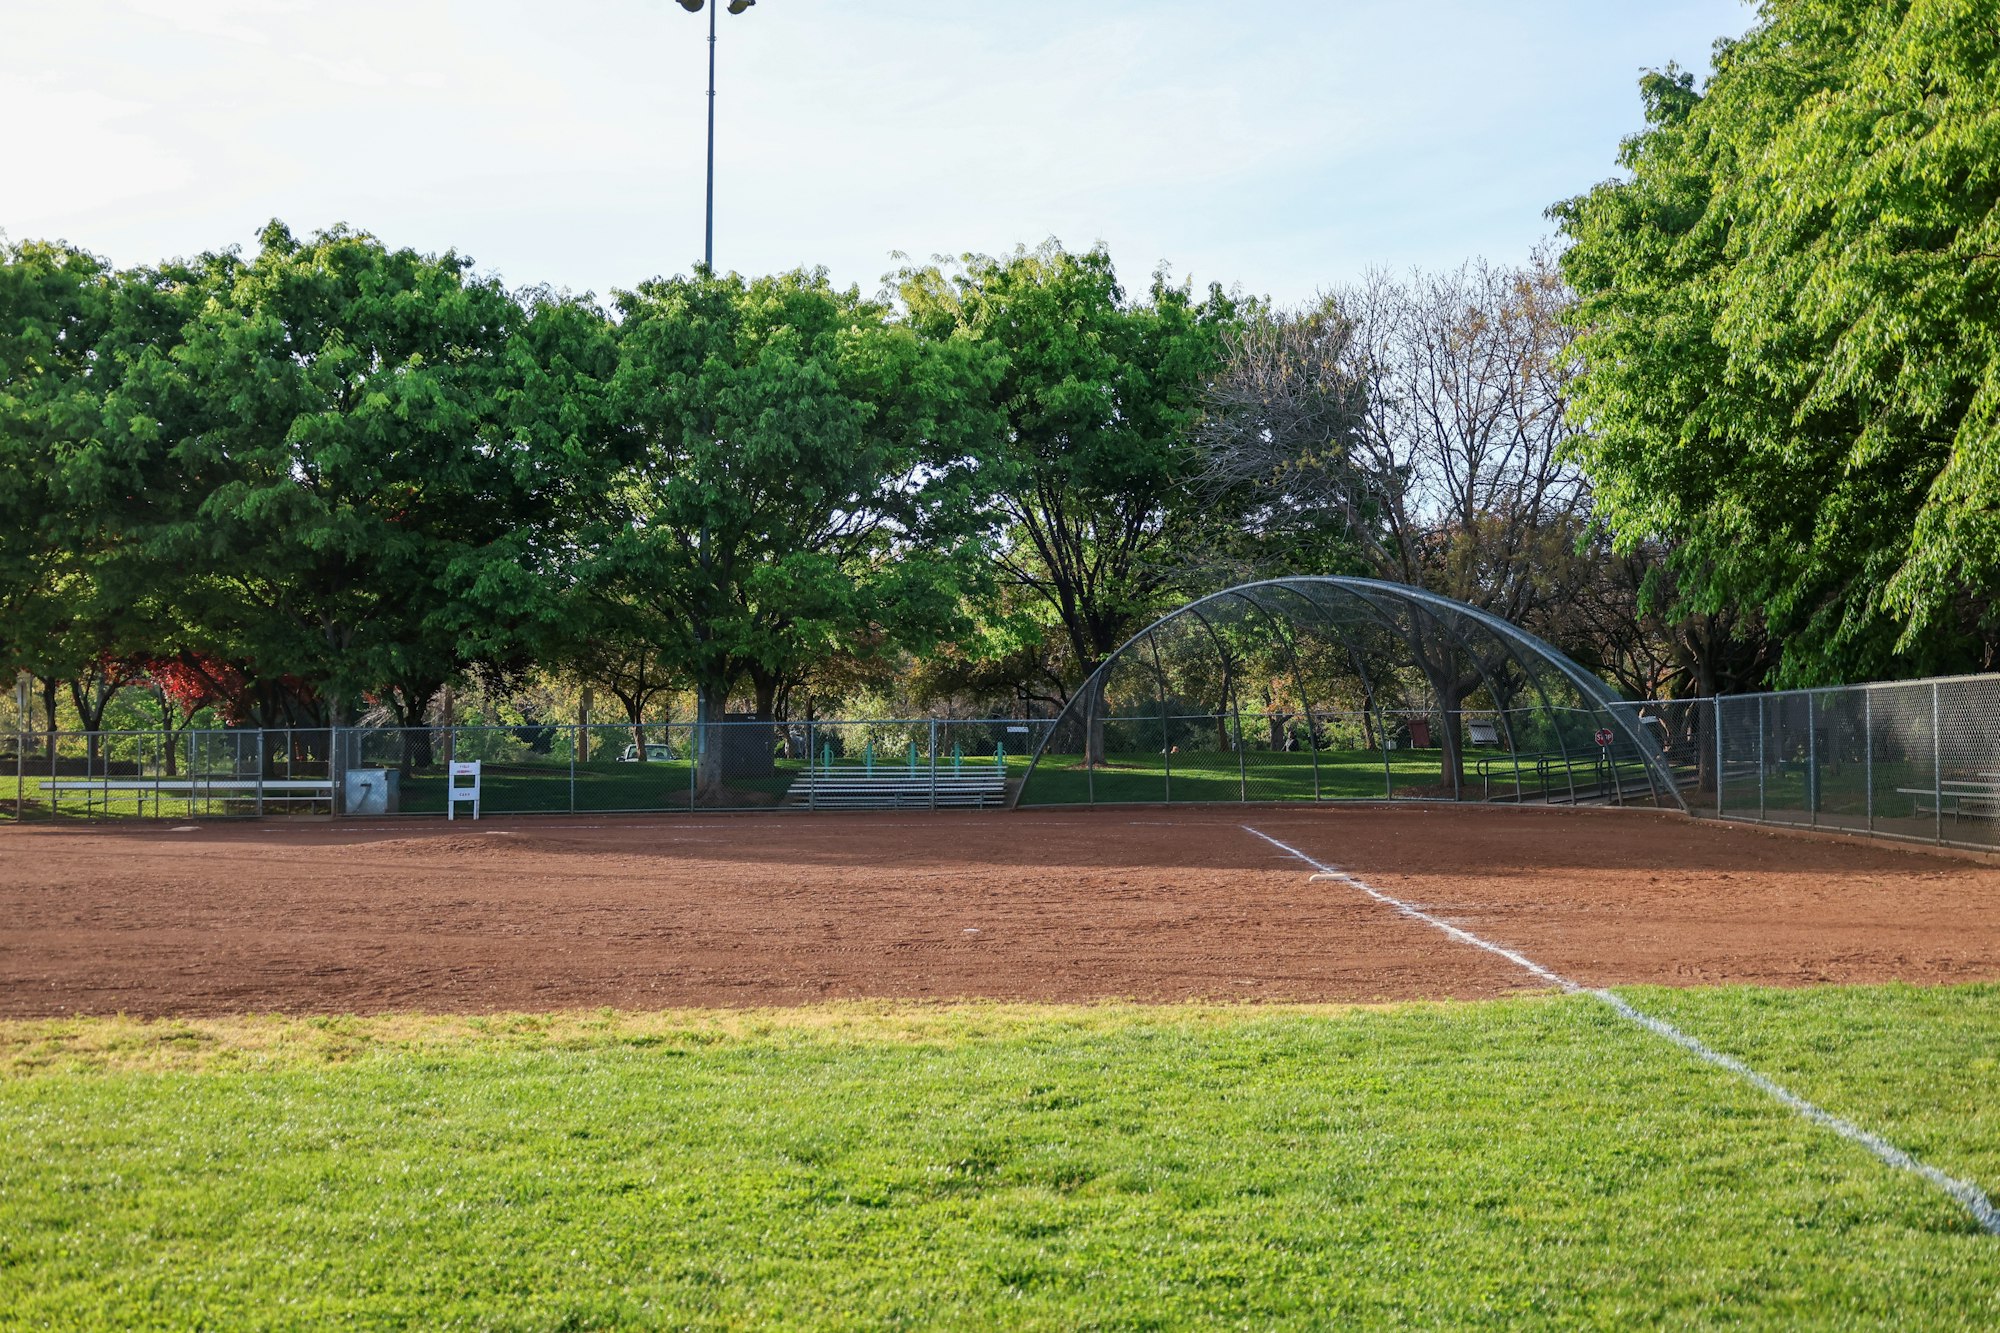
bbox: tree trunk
[438,685,456,768]
[39,676,58,764]
[695,681,727,804]
[155,688,183,777]
[751,670,780,723]
[577,687,593,765]
[1434,675,1481,800]
[1078,670,1108,767]
[1694,655,1718,795]
[389,685,440,777]
[1437,708,1464,799]
[70,677,119,765]
[625,696,649,761]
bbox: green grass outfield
[4,987,1996,1328]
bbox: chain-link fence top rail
[1016,577,1683,810]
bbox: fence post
[1236,712,1247,803]
[1806,691,1817,827]
[1510,710,1524,803]
[1863,688,1874,833]
[929,720,939,811]
[13,673,25,820]
[1713,699,1724,816]
[807,721,817,812]
[1085,703,1096,807]
[1380,708,1393,799]
[1308,710,1321,804]
[1933,680,1943,845]
[570,725,578,815]
[1757,695,1766,821]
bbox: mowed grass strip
[3,991,1997,1330]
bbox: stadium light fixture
[676,0,758,271]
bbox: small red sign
[1595,728,1615,747]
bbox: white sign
[448,760,482,820]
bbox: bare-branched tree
[1204,250,1605,789]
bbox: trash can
[343,767,400,815]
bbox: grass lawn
[4,986,1996,1328]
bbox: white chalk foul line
[1240,823,2000,1236]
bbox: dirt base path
[3,806,1997,1017]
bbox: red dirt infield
[3,805,1998,1018]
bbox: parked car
[617,743,676,763]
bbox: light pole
[676,0,756,272]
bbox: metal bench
[1899,782,2000,822]
[786,770,1008,810]
[1476,750,1642,804]
[41,778,336,815]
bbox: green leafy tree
[1555,0,2000,682]
[1,241,224,752]
[0,241,112,705]
[897,243,1243,759]
[90,222,620,735]
[594,267,999,800]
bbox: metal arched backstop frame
[1015,577,1686,810]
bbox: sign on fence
[447,761,481,820]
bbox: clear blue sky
[3,0,1757,306]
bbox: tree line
[4,0,1994,790]
[0,225,1731,785]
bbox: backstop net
[1016,577,1681,809]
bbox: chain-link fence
[0,719,1055,821]
[9,679,1992,841]
[1607,675,2000,852]
[1016,704,1654,808]
[1,725,338,820]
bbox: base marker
[1244,823,1999,1235]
